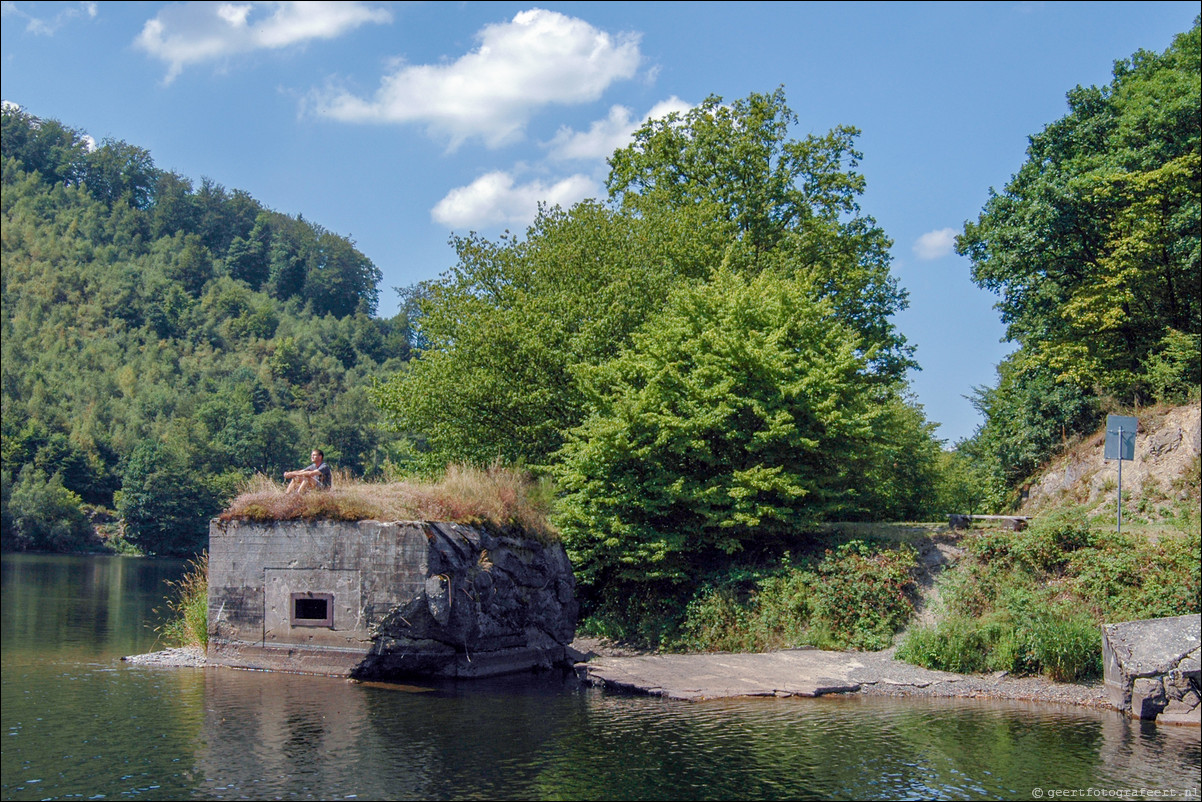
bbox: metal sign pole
[1104,414,1137,536]
[1117,425,1123,536]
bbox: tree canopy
[378,88,920,471]
[375,88,942,633]
[608,87,913,381]
[956,20,1200,501]
[553,268,938,597]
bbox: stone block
[1130,677,1167,720]
[1101,614,1201,725]
[1157,698,1202,726]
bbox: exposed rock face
[356,522,579,679]
[1022,405,1200,515]
[207,519,577,679]
[1102,614,1201,725]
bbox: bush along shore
[898,509,1200,682]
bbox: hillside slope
[1020,403,1200,519]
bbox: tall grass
[220,464,557,541]
[156,552,208,649]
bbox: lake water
[2,553,1199,801]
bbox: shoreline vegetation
[157,461,1199,701]
[9,22,1200,716]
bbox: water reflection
[188,669,1202,801]
[3,554,1200,801]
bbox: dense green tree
[84,139,156,209]
[956,21,1199,499]
[378,89,918,470]
[608,87,913,380]
[5,465,94,552]
[958,22,1199,398]
[967,357,1099,503]
[374,200,729,470]
[304,228,383,317]
[0,107,89,187]
[117,440,218,556]
[553,268,909,603]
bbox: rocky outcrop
[354,523,579,679]
[1022,405,1200,515]
[1101,614,1200,725]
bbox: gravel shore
[122,646,208,667]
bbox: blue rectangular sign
[1104,415,1137,461]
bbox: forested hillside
[1,106,413,555]
[955,21,1200,508]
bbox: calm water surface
[2,553,1199,801]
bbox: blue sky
[2,1,1197,444]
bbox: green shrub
[1020,608,1101,681]
[899,617,996,674]
[668,541,916,653]
[753,568,813,648]
[1068,528,1200,621]
[964,529,1014,563]
[1011,509,1093,573]
[1143,329,1202,404]
[900,507,1195,681]
[676,587,755,652]
[157,553,208,649]
[4,465,95,552]
[809,541,918,650]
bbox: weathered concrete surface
[208,519,576,679]
[1102,614,1201,725]
[577,647,967,701]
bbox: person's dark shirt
[305,462,332,488]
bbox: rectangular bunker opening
[264,567,362,645]
[290,592,334,627]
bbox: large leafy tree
[553,268,880,593]
[959,22,1200,401]
[608,87,913,380]
[378,88,918,470]
[373,200,730,470]
[956,21,1200,501]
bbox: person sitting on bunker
[284,449,332,494]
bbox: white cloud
[315,8,642,150]
[2,1,97,35]
[913,228,958,260]
[135,1,391,83]
[431,171,599,229]
[546,96,691,161]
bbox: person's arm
[284,464,320,479]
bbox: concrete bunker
[207,518,578,679]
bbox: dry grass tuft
[220,464,557,541]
